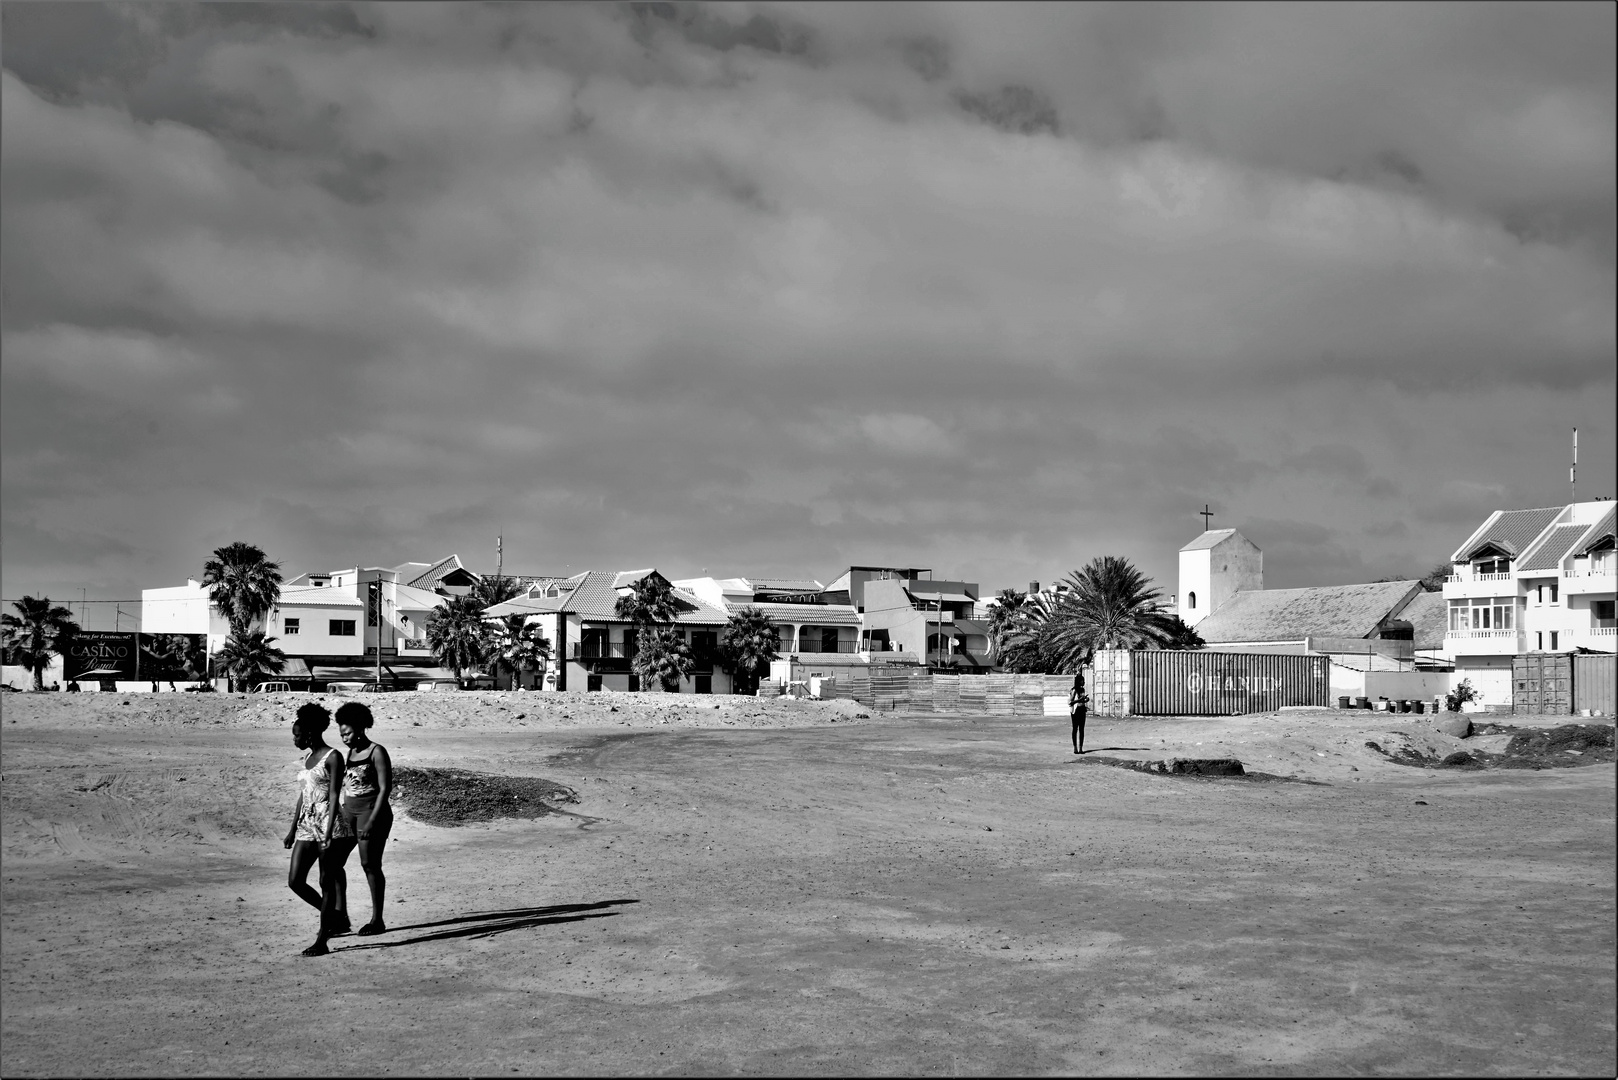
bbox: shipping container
[1572,653,1616,717]
[1512,654,1573,715]
[1093,649,1330,716]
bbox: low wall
[1328,665,1449,705]
[818,670,1077,715]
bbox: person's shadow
[335,899,637,951]
[1071,746,1149,755]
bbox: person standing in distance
[1069,671,1089,755]
[333,701,393,936]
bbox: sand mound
[1,690,872,732]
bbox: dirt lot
[2,691,1614,1076]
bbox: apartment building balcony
[791,640,858,654]
[1561,568,1617,595]
[1442,571,1516,599]
[397,637,433,657]
[1443,629,1524,655]
[1570,626,1617,652]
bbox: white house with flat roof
[142,554,476,687]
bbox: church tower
[1178,529,1263,628]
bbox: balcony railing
[1446,628,1519,640]
[398,638,432,654]
[791,641,858,654]
[1563,568,1616,578]
[572,642,628,660]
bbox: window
[821,627,839,653]
[1594,600,1616,626]
[284,618,300,635]
[581,629,608,658]
[690,631,717,663]
[1468,598,1513,630]
[1549,631,1559,650]
[1449,602,1468,632]
[1187,591,1196,610]
[1474,556,1510,575]
[330,620,356,636]
[1549,580,1558,604]
[1536,631,1543,651]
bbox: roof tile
[1194,580,1421,643]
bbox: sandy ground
[2,691,1613,1076]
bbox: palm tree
[613,574,678,627]
[200,542,283,638]
[426,595,492,685]
[213,630,286,691]
[1037,556,1179,670]
[986,587,1027,662]
[1,596,80,690]
[719,606,780,694]
[997,591,1064,673]
[632,626,694,692]
[491,621,553,689]
[473,575,534,686]
[472,575,524,609]
[1158,615,1205,650]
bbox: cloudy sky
[3,1,1614,625]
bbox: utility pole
[373,580,382,688]
[496,533,504,583]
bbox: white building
[1442,501,1616,709]
[141,555,475,687]
[1177,530,1263,629]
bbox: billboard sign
[64,631,139,680]
[62,632,208,682]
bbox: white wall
[141,582,221,636]
[268,605,366,657]
[3,659,63,689]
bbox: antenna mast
[1571,428,1577,502]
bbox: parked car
[251,681,293,694]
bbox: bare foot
[357,921,387,937]
[301,939,330,957]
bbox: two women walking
[284,701,393,957]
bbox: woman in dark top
[1069,671,1089,755]
[333,701,393,936]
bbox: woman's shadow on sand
[334,899,637,950]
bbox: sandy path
[2,695,1613,1075]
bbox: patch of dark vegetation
[1366,724,1615,771]
[1495,724,1615,770]
[1470,722,1520,737]
[1364,741,1431,768]
[391,767,578,827]
[1077,755,1326,785]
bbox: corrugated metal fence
[1572,653,1615,717]
[1092,650,1330,716]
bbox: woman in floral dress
[283,702,352,956]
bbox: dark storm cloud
[2,1,1612,608]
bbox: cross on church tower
[1199,504,1214,531]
